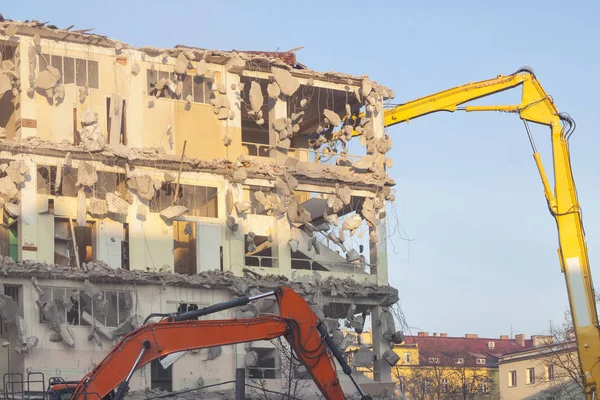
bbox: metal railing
[244,255,374,275]
[241,142,360,166]
[290,258,373,275]
[3,372,45,400]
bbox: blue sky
[4,0,600,338]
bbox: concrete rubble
[0,138,395,189]
[128,174,160,201]
[160,205,188,220]
[106,193,129,216]
[80,109,106,151]
[271,67,300,96]
[0,257,398,305]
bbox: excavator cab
[46,378,79,400]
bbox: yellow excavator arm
[376,67,599,397]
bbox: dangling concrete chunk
[249,81,263,113]
[77,161,98,187]
[267,83,280,99]
[225,54,246,74]
[160,205,188,220]
[323,109,341,127]
[271,68,299,96]
[131,61,140,76]
[35,67,60,91]
[196,59,207,76]
[128,175,159,201]
[174,52,191,75]
[0,177,18,198]
[106,193,129,216]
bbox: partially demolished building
[0,16,398,398]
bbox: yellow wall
[25,40,232,160]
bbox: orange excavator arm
[70,287,370,400]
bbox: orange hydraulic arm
[70,287,370,400]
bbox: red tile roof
[400,335,534,368]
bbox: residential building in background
[347,331,545,399]
[0,15,399,398]
[499,340,584,400]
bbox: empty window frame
[476,358,486,365]
[146,69,212,103]
[106,97,127,145]
[38,286,131,328]
[38,166,126,200]
[173,221,196,275]
[247,348,279,379]
[149,183,218,218]
[54,218,95,267]
[242,185,275,215]
[40,54,99,89]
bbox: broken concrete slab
[323,109,341,127]
[245,351,259,367]
[271,68,299,96]
[174,52,191,75]
[353,346,373,368]
[383,349,400,366]
[82,311,113,340]
[332,330,344,348]
[160,205,188,220]
[195,59,207,76]
[0,293,19,324]
[88,198,108,218]
[77,161,98,187]
[224,54,246,74]
[0,177,18,198]
[128,175,159,201]
[15,336,39,354]
[106,193,129,216]
[342,215,362,232]
[35,68,59,90]
[352,155,375,170]
[336,185,352,205]
[4,202,19,218]
[267,83,280,100]
[207,346,222,360]
[226,216,239,232]
[234,201,251,214]
[131,61,140,76]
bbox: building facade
[0,15,399,398]
[499,341,585,400]
[348,331,542,399]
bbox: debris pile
[0,257,398,305]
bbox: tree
[533,311,585,400]
[392,355,499,400]
[246,337,315,400]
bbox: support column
[225,182,246,277]
[371,305,392,384]
[16,41,37,140]
[18,158,38,262]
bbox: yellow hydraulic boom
[378,67,599,397]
